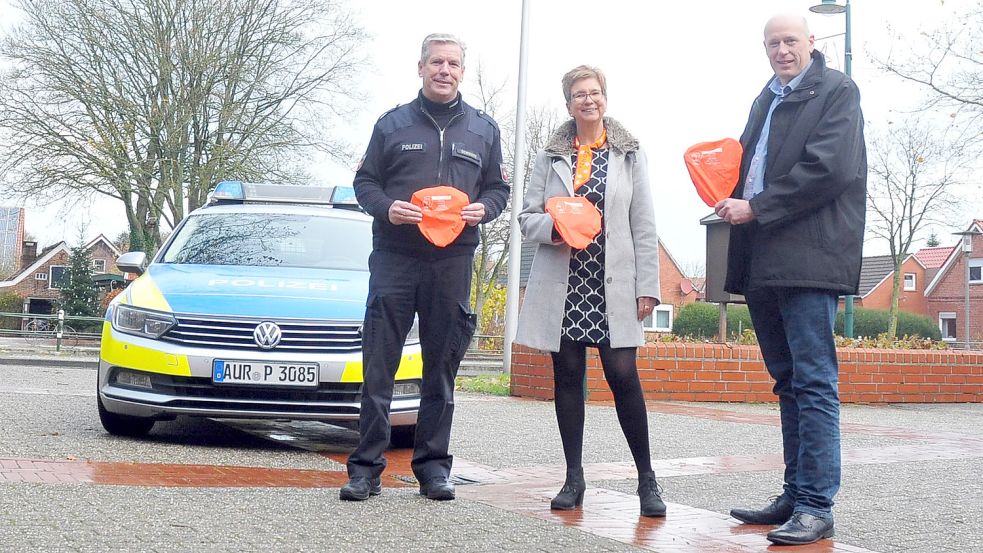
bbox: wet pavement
[1,359,982,552]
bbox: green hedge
[0,292,23,330]
[672,302,752,340]
[835,308,941,340]
[673,303,941,341]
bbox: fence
[0,310,104,352]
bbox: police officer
[340,33,509,501]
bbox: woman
[515,65,664,517]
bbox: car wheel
[97,394,155,437]
[389,424,415,449]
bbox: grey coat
[515,117,661,352]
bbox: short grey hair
[420,33,466,64]
[763,14,811,38]
[561,65,607,103]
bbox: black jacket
[725,51,867,295]
[353,92,510,258]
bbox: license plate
[212,360,319,388]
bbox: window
[643,304,673,332]
[35,273,47,281]
[939,312,957,342]
[91,259,106,273]
[903,273,916,291]
[970,259,982,284]
[49,265,68,289]
[160,212,372,271]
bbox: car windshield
[160,212,371,270]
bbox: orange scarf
[573,128,607,191]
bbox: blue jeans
[745,286,840,519]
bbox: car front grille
[160,315,362,353]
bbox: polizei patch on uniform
[400,143,425,152]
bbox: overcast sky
[2,0,981,269]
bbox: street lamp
[953,230,982,350]
[809,0,851,77]
[811,0,854,337]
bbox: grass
[455,373,510,396]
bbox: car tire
[98,394,156,437]
[389,424,415,449]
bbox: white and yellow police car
[98,182,422,446]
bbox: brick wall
[925,237,983,343]
[511,343,983,403]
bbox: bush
[834,308,941,340]
[0,291,23,330]
[671,302,718,339]
[673,304,942,343]
[672,302,752,340]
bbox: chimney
[20,241,37,269]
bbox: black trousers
[347,250,476,484]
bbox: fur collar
[544,116,639,156]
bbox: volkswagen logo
[253,321,282,350]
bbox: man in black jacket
[715,14,866,546]
[339,33,509,502]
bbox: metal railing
[0,310,104,352]
[469,334,504,356]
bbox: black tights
[550,339,652,474]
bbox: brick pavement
[3,363,983,551]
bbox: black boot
[638,471,666,517]
[550,467,586,510]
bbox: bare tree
[874,2,983,144]
[866,118,968,337]
[467,65,560,338]
[0,0,365,254]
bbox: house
[0,235,122,315]
[518,238,701,334]
[923,220,983,344]
[854,253,930,315]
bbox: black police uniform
[348,91,509,485]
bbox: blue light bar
[330,186,358,205]
[209,180,244,202]
[207,181,339,206]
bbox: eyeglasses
[570,90,604,104]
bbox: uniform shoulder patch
[475,109,499,128]
[376,103,403,122]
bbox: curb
[0,355,98,369]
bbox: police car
[97,182,422,446]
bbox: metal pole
[966,250,972,350]
[56,309,64,352]
[502,0,531,376]
[844,0,852,76]
[842,0,855,338]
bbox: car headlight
[405,315,420,345]
[113,304,176,339]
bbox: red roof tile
[914,246,955,269]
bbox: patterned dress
[561,148,609,344]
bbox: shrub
[0,291,23,330]
[671,302,718,339]
[672,302,753,340]
[834,308,941,340]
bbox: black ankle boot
[638,471,666,517]
[550,467,586,510]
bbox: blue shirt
[743,60,813,200]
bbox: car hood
[123,264,368,320]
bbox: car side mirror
[116,251,148,276]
